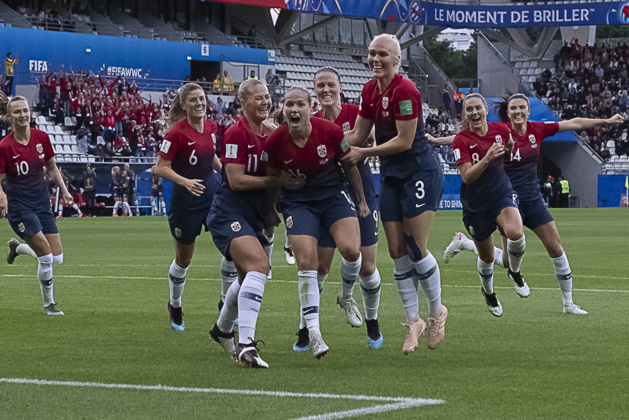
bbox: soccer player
[292,66,382,351]
[156,83,222,331]
[450,93,525,317]
[343,34,447,353]
[265,87,370,359]
[443,93,623,314]
[208,79,301,368]
[149,165,165,216]
[1,93,71,315]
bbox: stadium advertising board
[1,27,271,85]
[209,0,629,28]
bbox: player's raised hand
[483,142,505,162]
[607,114,625,125]
[182,178,205,196]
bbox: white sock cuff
[265,233,275,244]
[393,255,413,275]
[53,253,64,265]
[244,271,267,288]
[551,252,571,274]
[221,257,236,271]
[37,253,54,281]
[508,235,526,252]
[341,253,362,269]
[477,257,493,272]
[298,270,317,279]
[414,251,437,274]
[360,267,381,288]
[169,260,188,279]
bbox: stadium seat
[64,117,73,126]
[36,115,47,125]
[63,145,73,154]
[64,135,72,144]
[97,136,105,145]
[54,125,64,134]
[54,144,64,154]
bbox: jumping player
[208,79,302,368]
[442,93,623,314]
[291,66,382,351]
[451,93,525,317]
[265,87,370,359]
[343,34,447,353]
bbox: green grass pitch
[1,208,628,419]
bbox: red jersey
[358,74,436,179]
[504,121,559,201]
[159,118,218,210]
[453,122,513,212]
[0,128,54,211]
[264,117,350,202]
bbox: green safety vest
[560,180,569,194]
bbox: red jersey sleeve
[393,82,420,121]
[43,132,54,161]
[330,123,350,161]
[263,130,281,169]
[453,133,471,165]
[159,129,180,161]
[534,121,560,141]
[358,84,374,120]
[221,124,248,165]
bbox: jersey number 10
[15,161,29,176]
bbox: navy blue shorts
[167,206,211,245]
[498,194,553,235]
[111,186,120,198]
[208,207,269,260]
[379,167,444,222]
[463,192,518,242]
[282,188,357,240]
[8,208,58,239]
[319,195,379,248]
[151,189,164,198]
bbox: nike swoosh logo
[470,144,477,149]
[284,160,293,164]
[416,203,426,208]
[248,144,255,148]
[188,142,196,145]
[13,155,20,158]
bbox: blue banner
[0,27,271,86]
[275,0,629,28]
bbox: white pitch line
[0,378,443,419]
[2,273,628,294]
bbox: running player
[443,92,623,314]
[1,93,72,315]
[451,93,525,317]
[343,34,447,353]
[292,66,382,351]
[208,79,302,368]
[156,83,222,331]
[265,87,370,359]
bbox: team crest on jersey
[231,221,241,232]
[174,228,182,238]
[469,226,475,236]
[342,122,350,132]
[39,154,45,159]
[286,216,293,229]
[383,96,389,109]
[211,133,217,144]
[36,143,43,153]
[529,134,538,148]
[495,135,503,145]
[18,223,25,233]
[317,145,327,158]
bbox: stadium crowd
[535,40,629,160]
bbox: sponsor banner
[207,0,629,28]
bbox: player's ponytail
[163,83,204,132]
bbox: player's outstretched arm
[426,133,455,145]
[344,115,374,147]
[557,114,624,133]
